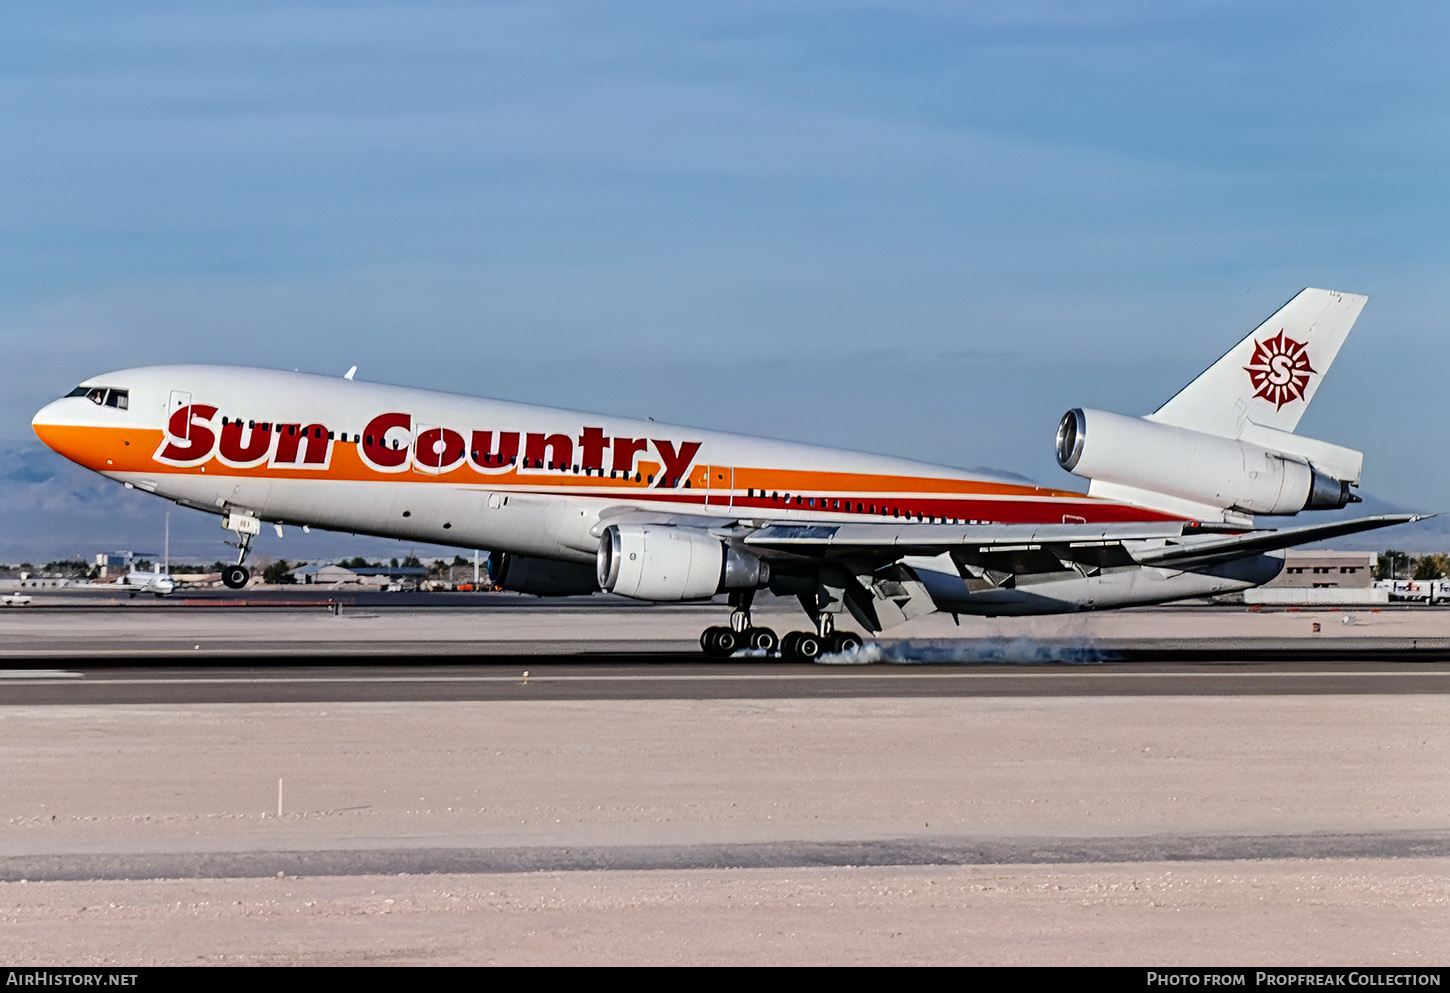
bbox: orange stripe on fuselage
[33,423,1184,524]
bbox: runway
[4,591,1449,661]
[1,598,1448,965]
[3,661,1450,705]
[6,830,1450,882]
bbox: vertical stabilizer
[1149,288,1366,439]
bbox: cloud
[3,1,1447,516]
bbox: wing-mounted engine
[488,552,599,596]
[597,524,770,601]
[1055,408,1361,518]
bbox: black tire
[795,633,825,661]
[831,632,864,654]
[700,626,724,656]
[779,631,803,660]
[715,628,741,656]
[747,627,779,654]
[221,565,249,590]
[700,626,739,657]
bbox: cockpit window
[66,385,128,409]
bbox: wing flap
[745,519,1224,555]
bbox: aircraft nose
[31,398,93,464]
[32,400,66,447]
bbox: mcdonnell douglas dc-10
[32,288,1417,658]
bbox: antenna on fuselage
[344,365,358,380]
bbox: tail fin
[1150,287,1367,439]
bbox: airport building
[290,563,429,587]
[1244,550,1383,604]
[94,553,131,578]
[1265,550,1376,589]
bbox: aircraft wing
[1126,514,1426,569]
[596,506,1420,571]
[736,514,1422,571]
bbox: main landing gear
[699,592,865,660]
[221,511,261,590]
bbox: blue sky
[4,1,1448,521]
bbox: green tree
[1376,550,1410,580]
[262,560,296,585]
[1412,553,1449,581]
[44,559,89,576]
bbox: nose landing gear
[221,511,261,590]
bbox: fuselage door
[167,390,193,440]
[707,465,733,509]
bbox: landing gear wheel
[793,632,826,661]
[781,631,825,661]
[746,627,779,654]
[221,564,250,590]
[830,631,863,655]
[700,626,741,657]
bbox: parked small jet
[32,288,1417,657]
[115,566,176,598]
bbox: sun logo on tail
[1244,330,1315,409]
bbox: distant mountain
[1255,492,1448,553]
[0,439,470,566]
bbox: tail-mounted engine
[597,524,770,601]
[1056,408,1360,516]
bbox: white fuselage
[32,365,1177,567]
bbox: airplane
[109,515,179,597]
[31,287,1419,658]
[115,564,177,598]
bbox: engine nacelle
[487,552,599,596]
[1056,408,1355,516]
[597,525,770,601]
